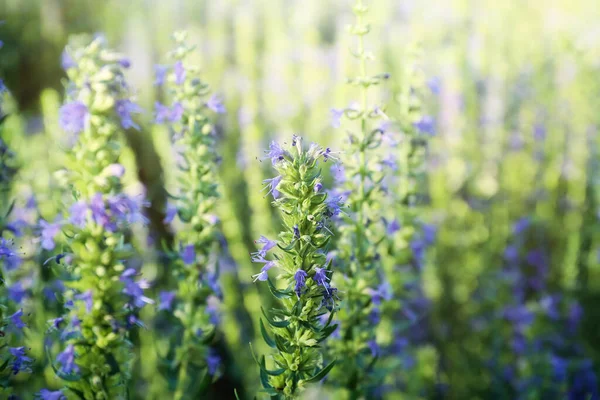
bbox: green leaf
[260,356,286,376]
[259,319,276,348]
[318,324,338,342]
[267,279,293,299]
[67,386,87,400]
[304,359,336,383]
[261,307,290,328]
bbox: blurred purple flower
[59,101,88,135]
[115,99,142,130]
[174,61,186,85]
[56,344,79,375]
[206,95,226,114]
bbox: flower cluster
[45,35,149,399]
[154,31,224,399]
[252,137,339,398]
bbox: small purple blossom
[413,116,435,135]
[75,291,93,313]
[155,65,168,86]
[264,141,285,165]
[251,254,277,282]
[263,175,282,199]
[314,182,323,193]
[330,108,344,128]
[294,269,308,297]
[68,201,88,227]
[158,291,176,311]
[8,281,27,304]
[254,235,277,258]
[115,99,142,130]
[155,102,184,124]
[386,218,401,235]
[56,344,79,375]
[10,309,26,329]
[181,245,196,265]
[59,101,88,135]
[163,203,177,224]
[206,349,221,375]
[40,219,61,251]
[61,50,76,70]
[38,389,66,400]
[10,347,32,375]
[206,95,226,114]
[312,267,329,290]
[119,58,131,68]
[122,276,154,308]
[367,340,379,357]
[321,147,340,162]
[174,61,186,85]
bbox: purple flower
[206,95,226,114]
[119,58,131,68]
[314,182,323,193]
[321,287,339,311]
[104,163,125,178]
[513,217,530,235]
[206,349,221,375]
[264,141,285,165]
[61,50,76,70]
[40,219,61,251]
[59,101,88,135]
[207,297,220,325]
[8,281,27,304]
[49,317,64,330]
[386,218,401,235]
[38,389,66,400]
[251,255,276,282]
[170,102,184,122]
[56,344,79,374]
[74,290,93,313]
[293,225,300,238]
[312,267,330,290]
[369,283,392,306]
[294,269,308,297]
[122,276,154,308]
[367,340,379,357]
[115,99,142,130]
[181,245,196,265]
[254,236,277,258]
[427,76,441,95]
[174,61,186,85]
[263,175,282,199]
[163,203,177,224]
[503,305,534,328]
[330,108,344,128]
[155,65,168,86]
[413,116,435,135]
[10,347,32,375]
[568,302,583,332]
[68,201,88,228]
[10,309,26,329]
[331,164,346,184]
[534,124,546,141]
[155,102,184,124]
[382,154,398,170]
[321,147,340,162]
[325,196,344,218]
